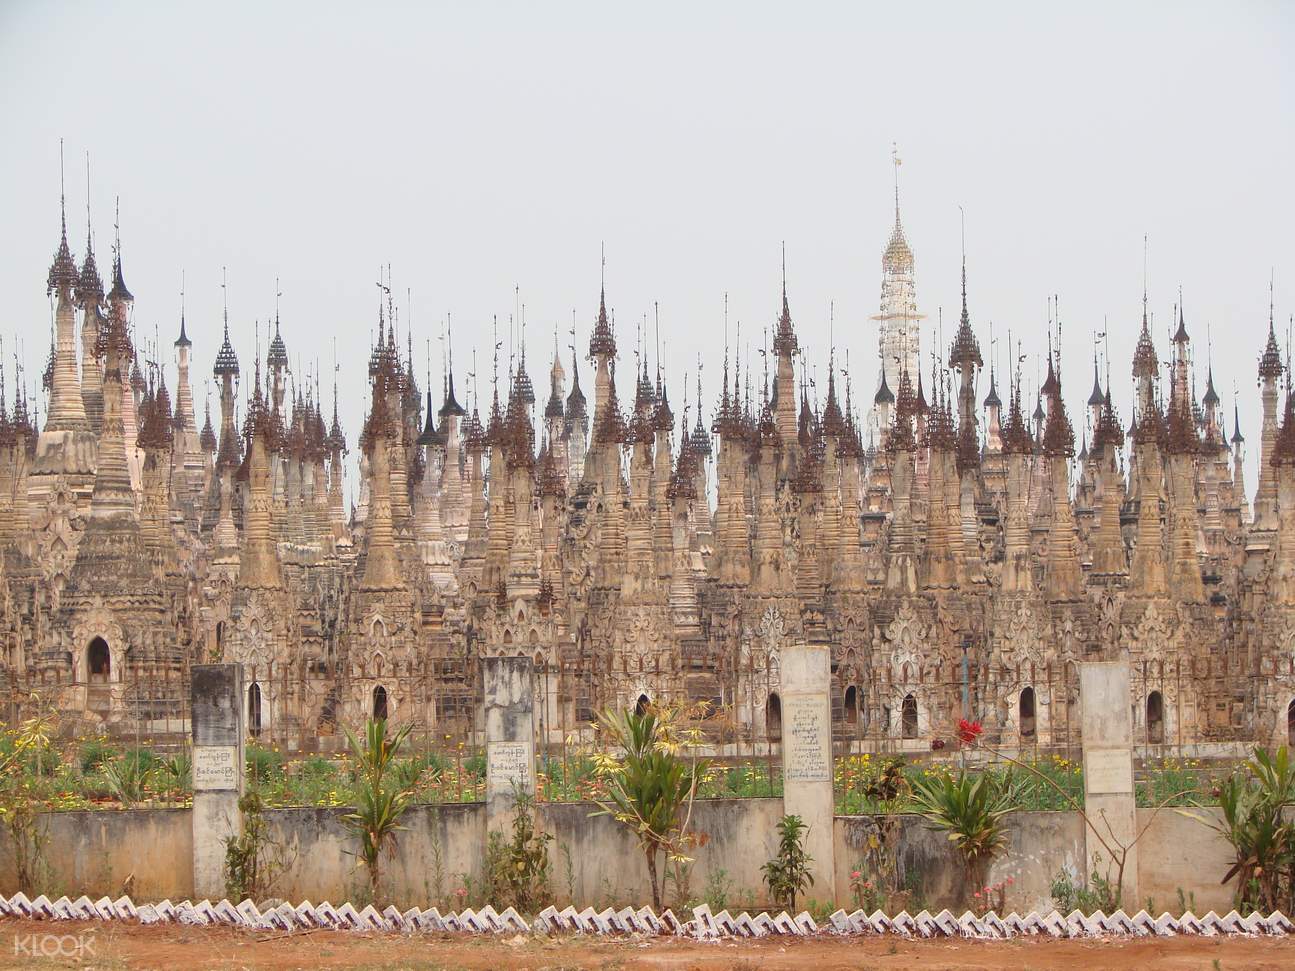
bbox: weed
[702,867,733,912]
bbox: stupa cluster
[8,176,1295,751]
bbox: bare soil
[0,917,1290,970]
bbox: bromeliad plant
[342,718,416,901]
[590,701,710,910]
[946,716,1195,910]
[908,766,1018,906]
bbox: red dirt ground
[0,917,1290,970]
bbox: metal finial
[1142,234,1150,323]
[828,300,834,367]
[58,137,67,235]
[654,300,660,380]
[84,150,92,243]
[891,141,902,221]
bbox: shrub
[342,718,416,901]
[484,793,553,912]
[78,738,119,774]
[909,767,1017,906]
[591,703,709,910]
[463,753,487,780]
[224,789,292,901]
[1182,745,1295,913]
[157,752,192,795]
[393,751,443,792]
[100,755,152,807]
[1051,863,1118,914]
[762,814,815,911]
[121,748,159,776]
[246,742,285,787]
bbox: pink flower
[974,891,981,899]
[1006,877,1014,885]
[851,870,861,880]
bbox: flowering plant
[956,718,984,746]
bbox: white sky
[2,1,1292,495]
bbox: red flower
[957,718,984,745]
[931,739,946,751]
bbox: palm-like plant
[1184,745,1295,913]
[909,769,1017,904]
[592,704,709,909]
[159,752,192,799]
[100,754,152,807]
[762,814,814,910]
[342,718,415,900]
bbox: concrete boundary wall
[0,802,1240,913]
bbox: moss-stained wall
[0,809,192,901]
[265,803,484,904]
[538,798,785,908]
[0,802,1245,913]
[835,811,1085,914]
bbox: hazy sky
[2,1,1292,494]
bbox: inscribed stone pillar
[191,664,245,899]
[483,656,535,831]
[1079,661,1138,905]
[779,643,836,903]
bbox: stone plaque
[782,692,830,784]
[1085,747,1133,795]
[191,665,242,747]
[193,746,240,791]
[487,740,532,794]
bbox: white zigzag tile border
[0,892,1291,939]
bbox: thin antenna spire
[84,150,92,243]
[654,300,661,381]
[761,325,769,398]
[989,319,996,383]
[1104,321,1112,392]
[891,141,902,222]
[1055,293,1062,368]
[492,315,502,405]
[58,137,67,236]
[829,300,835,365]
[1142,234,1150,324]
[723,292,729,354]
[959,205,967,310]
